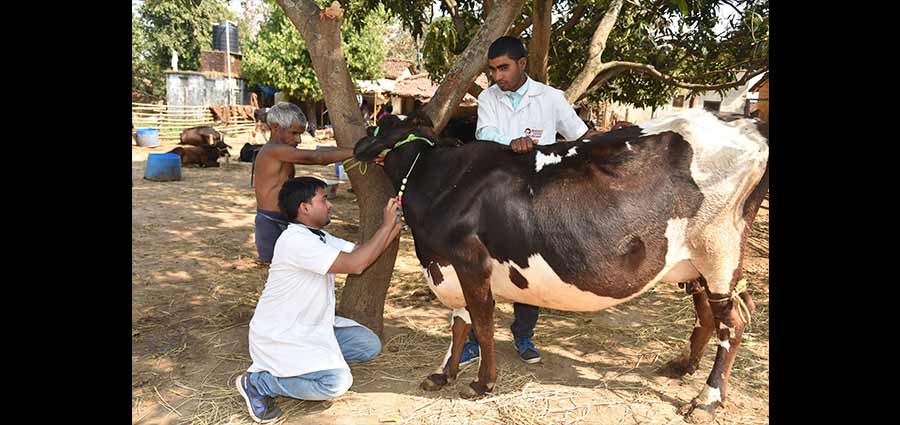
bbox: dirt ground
[132,133,769,425]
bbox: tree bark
[277,0,399,337]
[528,0,552,83]
[563,0,625,103]
[422,0,526,134]
[483,0,494,19]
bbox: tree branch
[721,0,745,18]
[563,0,625,103]
[578,61,769,102]
[507,15,532,37]
[554,4,586,35]
[423,0,526,133]
[578,67,629,100]
[605,61,767,90]
[528,0,552,83]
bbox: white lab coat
[476,78,588,145]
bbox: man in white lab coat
[462,36,590,366]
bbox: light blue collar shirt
[505,76,530,110]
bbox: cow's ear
[409,112,434,130]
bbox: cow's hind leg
[658,277,715,378]
[679,273,753,423]
[421,308,472,391]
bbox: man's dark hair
[384,104,393,113]
[278,177,327,222]
[488,36,527,60]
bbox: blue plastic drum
[135,128,160,147]
[144,153,182,182]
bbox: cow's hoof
[420,373,448,391]
[679,400,718,424]
[459,381,490,399]
[656,358,696,378]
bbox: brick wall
[200,51,242,77]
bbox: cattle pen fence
[132,103,258,143]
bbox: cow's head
[212,140,232,157]
[353,113,440,161]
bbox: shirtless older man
[253,102,353,264]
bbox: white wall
[600,73,762,124]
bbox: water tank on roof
[212,22,241,54]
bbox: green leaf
[673,0,689,17]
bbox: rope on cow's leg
[708,279,752,326]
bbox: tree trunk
[304,101,317,129]
[423,0,526,133]
[563,0,624,103]
[277,0,399,337]
[528,0,552,83]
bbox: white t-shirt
[247,223,358,378]
[476,77,588,145]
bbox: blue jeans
[249,325,382,401]
[254,209,289,263]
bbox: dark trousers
[468,303,540,341]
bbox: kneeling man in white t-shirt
[237,176,403,423]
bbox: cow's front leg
[679,281,752,423]
[455,267,496,399]
[658,278,715,378]
[421,308,472,391]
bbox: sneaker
[236,373,282,423]
[458,340,480,367]
[513,337,542,364]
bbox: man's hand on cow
[374,153,387,167]
[382,197,403,229]
[511,136,538,153]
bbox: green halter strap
[344,129,435,175]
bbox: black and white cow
[353,109,769,422]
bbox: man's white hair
[266,102,308,129]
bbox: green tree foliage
[241,0,389,101]
[550,0,769,107]
[132,14,164,101]
[392,0,768,108]
[421,17,461,82]
[132,0,235,101]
